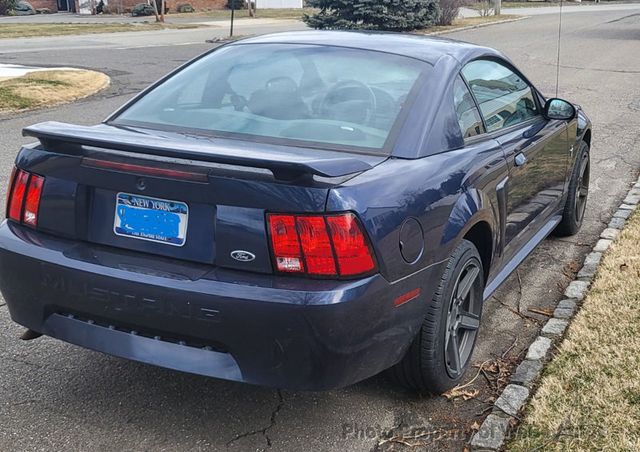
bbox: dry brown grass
[0,70,110,114]
[169,7,317,20]
[508,210,640,451]
[0,23,203,40]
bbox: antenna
[555,0,564,98]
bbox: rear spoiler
[23,122,383,180]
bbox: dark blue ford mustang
[0,31,591,392]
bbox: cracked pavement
[1,6,639,451]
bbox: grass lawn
[0,70,109,114]
[419,14,520,34]
[0,23,203,39]
[508,210,640,450]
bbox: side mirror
[544,98,576,120]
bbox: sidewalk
[0,63,81,81]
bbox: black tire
[390,239,484,393]
[554,141,590,237]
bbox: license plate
[113,193,188,247]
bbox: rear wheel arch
[441,190,495,281]
[463,221,492,283]
[582,129,592,148]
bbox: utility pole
[495,0,501,15]
[230,0,235,37]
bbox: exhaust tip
[20,329,42,341]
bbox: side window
[453,76,484,138]
[462,60,539,133]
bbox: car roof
[234,30,502,65]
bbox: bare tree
[437,0,468,26]
[477,0,494,17]
[149,0,161,22]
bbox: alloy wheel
[444,260,482,379]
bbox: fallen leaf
[444,387,479,401]
[463,389,480,400]
[529,307,554,317]
[563,260,580,277]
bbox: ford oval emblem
[231,250,256,262]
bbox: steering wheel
[319,80,377,125]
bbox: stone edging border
[424,16,529,37]
[468,176,640,451]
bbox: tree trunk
[150,0,160,22]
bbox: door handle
[514,153,527,167]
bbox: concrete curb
[424,16,529,37]
[469,175,640,450]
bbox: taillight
[8,169,29,222]
[326,214,376,276]
[267,212,376,278]
[297,216,337,275]
[6,167,45,228]
[23,174,44,227]
[268,215,304,273]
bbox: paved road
[461,2,640,17]
[1,7,639,451]
[0,18,307,54]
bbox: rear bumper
[0,222,444,390]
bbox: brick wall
[166,0,226,11]
[109,0,226,13]
[29,0,58,12]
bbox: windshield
[112,43,428,154]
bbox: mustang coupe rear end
[0,31,591,392]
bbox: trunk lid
[18,122,386,274]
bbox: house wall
[166,0,226,11]
[258,0,302,8]
[30,0,59,12]
[103,0,226,13]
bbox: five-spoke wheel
[554,140,590,236]
[444,261,482,379]
[391,239,485,393]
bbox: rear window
[111,43,428,154]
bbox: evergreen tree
[304,0,440,32]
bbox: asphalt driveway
[0,7,639,451]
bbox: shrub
[131,2,155,16]
[476,0,494,17]
[0,0,17,15]
[437,0,467,26]
[304,0,440,32]
[0,0,16,16]
[176,3,194,12]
